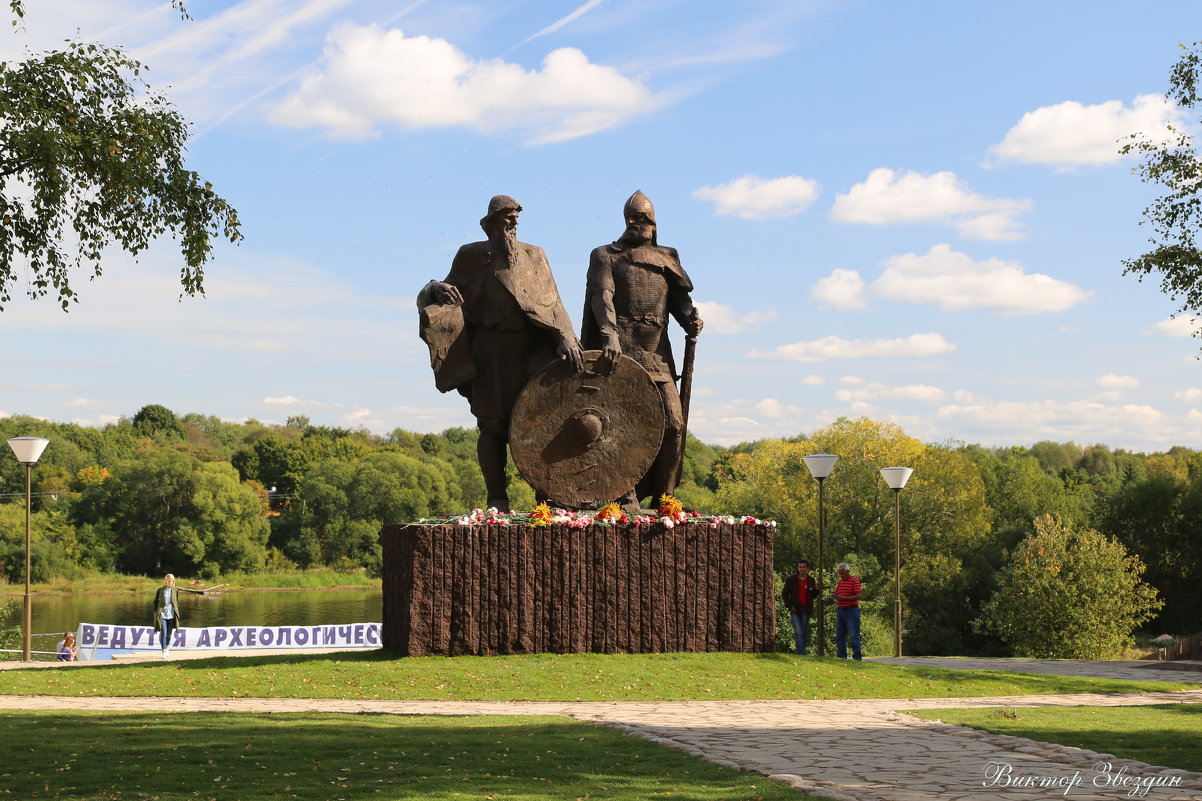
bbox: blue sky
[5,0,1202,450]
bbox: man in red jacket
[782,560,818,655]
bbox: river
[21,587,383,655]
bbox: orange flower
[657,494,684,519]
[596,503,622,521]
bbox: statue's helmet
[480,195,522,231]
[623,190,655,224]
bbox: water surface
[23,587,383,654]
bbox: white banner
[77,622,382,652]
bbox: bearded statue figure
[581,190,703,507]
[418,195,583,511]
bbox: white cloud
[754,398,802,418]
[1145,316,1199,337]
[839,376,865,385]
[694,301,776,334]
[3,250,405,359]
[69,414,123,428]
[263,395,306,406]
[986,95,1186,169]
[752,332,956,362]
[1175,388,1202,403]
[692,174,821,220]
[830,168,1032,241]
[835,383,949,403]
[685,396,817,446]
[810,244,1091,316]
[271,23,657,144]
[810,268,867,311]
[802,375,825,386]
[63,398,102,409]
[1095,373,1139,390]
[936,399,1169,445]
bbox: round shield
[510,350,665,508]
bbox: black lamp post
[879,466,913,659]
[802,454,838,657]
[7,437,49,662]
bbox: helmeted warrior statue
[418,195,583,511]
[581,190,703,506]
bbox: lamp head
[879,466,914,490]
[802,453,838,480]
[7,437,49,465]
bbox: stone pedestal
[380,521,775,656]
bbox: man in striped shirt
[833,562,863,660]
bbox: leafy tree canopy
[0,0,239,310]
[1122,41,1202,340]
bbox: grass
[1,651,1196,701]
[906,704,1202,773]
[0,569,379,596]
[0,711,822,800]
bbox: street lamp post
[802,454,838,657]
[879,466,913,659]
[7,437,50,662]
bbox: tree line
[1,407,1195,656]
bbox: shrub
[975,515,1162,658]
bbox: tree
[176,462,269,577]
[72,448,268,575]
[1122,41,1202,340]
[132,404,184,440]
[977,515,1162,659]
[0,1,240,310]
[713,418,994,654]
[1099,472,1201,632]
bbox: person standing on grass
[782,560,818,655]
[833,562,863,661]
[152,574,182,659]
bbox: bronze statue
[581,190,703,506]
[418,195,583,511]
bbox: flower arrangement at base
[414,504,776,529]
[595,502,628,524]
[657,494,684,519]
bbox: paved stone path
[1,656,1200,800]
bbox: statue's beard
[491,225,520,269]
[620,223,654,247]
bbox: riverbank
[0,568,379,596]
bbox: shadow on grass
[0,711,819,800]
[908,704,1202,773]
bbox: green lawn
[2,651,1196,701]
[0,711,822,800]
[907,704,1202,773]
